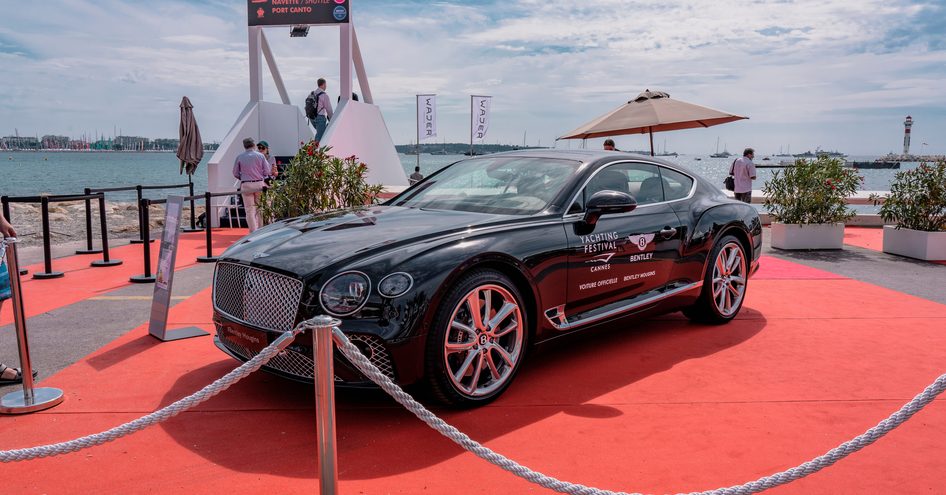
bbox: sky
[1,0,945,155]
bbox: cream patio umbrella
[557,89,748,156]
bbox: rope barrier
[331,328,946,495]
[0,322,311,463]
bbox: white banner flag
[416,94,437,141]
[471,95,491,143]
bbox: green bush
[762,156,861,225]
[258,141,385,221]
[870,161,946,232]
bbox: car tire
[683,234,748,324]
[425,269,529,408]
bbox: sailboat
[710,137,731,158]
[656,139,678,157]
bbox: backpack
[304,90,323,119]
[724,159,736,191]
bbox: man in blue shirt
[232,138,270,232]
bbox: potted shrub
[258,140,385,221]
[870,161,946,261]
[763,156,861,249]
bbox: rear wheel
[425,270,528,407]
[683,235,748,324]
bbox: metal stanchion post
[1,239,65,414]
[182,178,201,233]
[2,197,28,277]
[196,192,218,263]
[130,198,156,283]
[313,316,341,495]
[75,188,102,255]
[130,185,152,244]
[33,196,64,279]
[91,193,122,267]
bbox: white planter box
[882,226,946,261]
[770,223,845,250]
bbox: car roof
[477,149,684,170]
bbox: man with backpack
[305,78,334,142]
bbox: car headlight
[378,272,413,298]
[319,271,371,316]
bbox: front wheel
[683,235,748,324]
[425,270,529,407]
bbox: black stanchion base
[91,259,123,267]
[129,239,154,245]
[181,228,203,233]
[18,269,28,276]
[75,249,104,255]
[129,274,156,283]
[33,271,65,280]
[196,256,219,263]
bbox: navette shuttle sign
[248,0,350,26]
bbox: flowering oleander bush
[870,161,946,232]
[762,156,861,225]
[258,140,384,221]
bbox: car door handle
[658,227,677,239]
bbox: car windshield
[391,157,582,215]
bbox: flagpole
[469,96,474,156]
[415,95,420,171]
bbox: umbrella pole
[649,127,655,157]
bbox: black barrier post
[196,191,218,263]
[130,185,152,244]
[91,193,122,267]
[1,197,28,276]
[182,177,201,233]
[32,196,64,279]
[130,198,156,283]
[75,187,103,255]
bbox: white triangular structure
[207,19,406,225]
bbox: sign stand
[148,195,209,342]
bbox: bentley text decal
[624,271,656,282]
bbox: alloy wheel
[443,284,524,397]
[711,242,747,317]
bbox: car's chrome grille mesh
[213,262,303,332]
[217,332,395,382]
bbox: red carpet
[1,255,945,494]
[843,227,884,252]
[1,229,247,326]
[844,227,946,265]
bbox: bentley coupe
[212,150,761,407]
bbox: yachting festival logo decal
[586,252,616,264]
[627,233,655,252]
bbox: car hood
[221,206,511,277]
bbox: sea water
[1,151,912,206]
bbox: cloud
[0,0,944,154]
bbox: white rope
[0,323,309,462]
[332,327,946,495]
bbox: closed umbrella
[558,89,747,156]
[176,96,203,231]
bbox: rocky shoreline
[6,201,205,248]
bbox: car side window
[659,167,694,201]
[574,162,663,211]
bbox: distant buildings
[0,135,219,152]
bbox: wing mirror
[582,190,637,226]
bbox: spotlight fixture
[290,25,310,38]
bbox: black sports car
[212,150,761,407]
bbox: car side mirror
[582,190,637,226]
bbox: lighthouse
[903,115,913,156]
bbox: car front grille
[217,331,395,382]
[213,262,304,332]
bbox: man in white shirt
[732,148,757,203]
